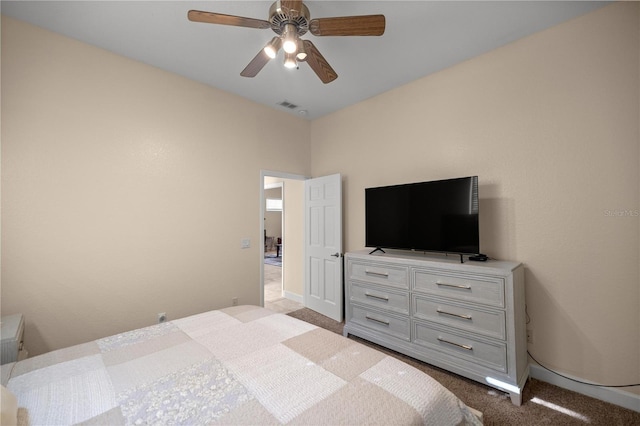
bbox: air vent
[278,101,298,110]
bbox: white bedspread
[6,305,482,425]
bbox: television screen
[365,176,479,255]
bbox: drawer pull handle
[437,337,473,351]
[437,282,471,290]
[436,309,472,320]
[365,269,389,278]
[365,293,390,301]
[365,315,390,326]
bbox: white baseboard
[283,291,303,304]
[529,364,640,413]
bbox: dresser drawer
[413,295,506,340]
[350,305,410,341]
[350,282,410,315]
[413,321,507,373]
[413,269,505,308]
[349,261,409,289]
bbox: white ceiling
[1,1,609,120]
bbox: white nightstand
[1,314,27,365]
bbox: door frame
[260,170,308,307]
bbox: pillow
[1,385,18,426]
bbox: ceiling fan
[188,0,385,84]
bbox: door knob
[330,252,341,258]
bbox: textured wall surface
[310,2,639,394]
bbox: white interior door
[304,174,343,321]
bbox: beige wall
[311,2,639,392]
[281,178,304,297]
[1,16,311,356]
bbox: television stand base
[446,253,466,263]
[368,247,386,255]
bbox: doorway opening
[261,171,306,314]
[263,182,284,307]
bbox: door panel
[310,257,321,297]
[304,174,343,321]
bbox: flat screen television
[365,176,480,257]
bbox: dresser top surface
[347,249,522,275]
[1,314,24,342]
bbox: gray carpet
[287,308,640,425]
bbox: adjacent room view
[263,179,303,314]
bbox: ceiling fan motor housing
[269,1,310,36]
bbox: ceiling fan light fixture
[263,36,282,59]
[284,51,297,69]
[282,23,298,54]
[295,39,307,61]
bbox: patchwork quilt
[5,305,482,425]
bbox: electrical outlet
[158,312,167,324]
[527,329,533,344]
[232,297,238,306]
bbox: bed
[2,305,482,425]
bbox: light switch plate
[241,238,251,249]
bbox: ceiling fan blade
[309,15,385,36]
[302,40,337,84]
[240,49,271,78]
[188,10,271,30]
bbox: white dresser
[344,250,528,405]
[1,314,27,365]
